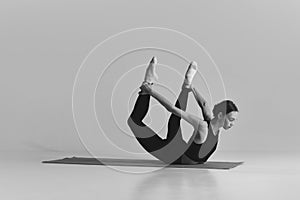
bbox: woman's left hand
[139,82,152,94]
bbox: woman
[127,57,239,165]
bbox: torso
[180,121,219,164]
[209,122,220,136]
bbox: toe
[150,56,157,64]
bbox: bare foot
[143,56,158,84]
[182,61,197,88]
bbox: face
[222,111,238,130]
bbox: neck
[210,117,222,135]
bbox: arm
[191,85,214,122]
[140,83,203,129]
[150,89,175,114]
[140,83,208,142]
[151,88,208,144]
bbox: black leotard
[173,122,219,164]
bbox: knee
[127,116,142,128]
[127,117,133,128]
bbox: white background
[1,0,299,155]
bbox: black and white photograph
[1,1,299,199]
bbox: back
[182,122,219,163]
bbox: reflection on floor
[1,151,299,200]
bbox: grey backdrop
[1,0,299,156]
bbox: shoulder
[197,120,209,131]
[194,121,209,144]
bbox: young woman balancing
[127,57,239,165]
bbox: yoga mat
[42,157,243,170]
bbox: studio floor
[1,150,299,200]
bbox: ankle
[142,81,154,86]
[182,82,191,89]
[139,81,153,95]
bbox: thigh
[128,116,188,163]
[151,136,189,164]
[127,116,166,152]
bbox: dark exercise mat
[42,157,243,170]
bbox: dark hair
[213,100,239,117]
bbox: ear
[217,112,223,119]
